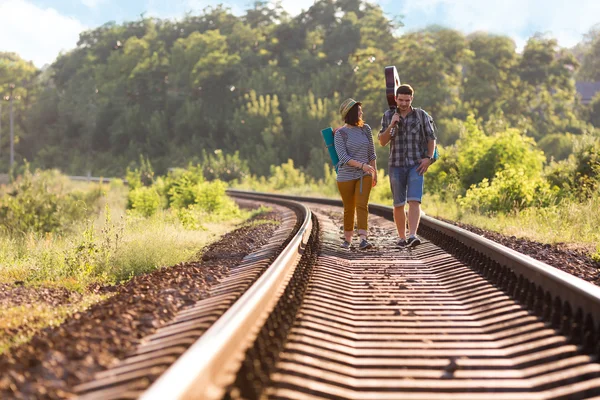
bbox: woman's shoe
[358,239,372,250]
[341,240,351,249]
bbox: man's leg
[407,201,421,236]
[406,166,425,246]
[389,166,408,242]
[393,205,407,239]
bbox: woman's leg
[337,179,359,242]
[354,175,373,240]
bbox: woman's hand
[361,163,375,175]
[371,170,378,187]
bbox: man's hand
[416,158,432,175]
[390,113,400,127]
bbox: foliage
[0,203,250,289]
[458,167,552,214]
[126,163,240,222]
[588,91,600,128]
[163,166,205,209]
[576,24,600,81]
[538,133,574,161]
[127,186,162,217]
[201,149,249,182]
[125,155,155,190]
[429,114,545,194]
[544,134,600,199]
[267,159,307,190]
[0,52,39,171]
[0,167,103,235]
[3,0,594,180]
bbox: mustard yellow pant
[337,175,373,236]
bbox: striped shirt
[334,124,377,182]
[378,107,437,168]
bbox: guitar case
[385,65,400,110]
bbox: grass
[0,177,267,354]
[0,178,262,290]
[423,192,600,254]
[0,209,253,290]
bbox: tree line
[1,0,600,180]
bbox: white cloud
[0,0,86,67]
[82,0,108,9]
[277,0,315,17]
[399,0,600,50]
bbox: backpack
[321,127,339,172]
[415,108,439,162]
[321,125,371,173]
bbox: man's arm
[378,110,398,146]
[427,138,436,159]
[378,123,395,146]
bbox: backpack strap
[415,108,438,161]
[415,108,427,140]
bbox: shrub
[127,186,161,217]
[201,150,249,182]
[458,167,552,214]
[125,155,155,190]
[268,159,307,190]
[538,133,574,161]
[161,166,204,209]
[0,167,102,235]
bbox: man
[378,84,437,248]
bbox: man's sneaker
[407,236,421,247]
[397,238,408,248]
[341,240,351,249]
[358,239,372,250]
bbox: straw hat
[339,98,361,119]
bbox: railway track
[74,190,600,399]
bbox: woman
[334,98,377,250]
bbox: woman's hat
[339,98,361,119]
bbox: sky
[1,0,600,68]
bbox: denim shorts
[389,165,424,207]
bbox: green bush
[543,135,600,199]
[196,180,229,212]
[127,186,161,217]
[573,135,600,196]
[176,206,206,230]
[160,165,205,209]
[201,150,249,182]
[125,155,155,190]
[0,168,103,235]
[458,167,551,214]
[268,159,307,190]
[538,133,574,161]
[544,157,577,199]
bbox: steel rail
[229,190,600,329]
[69,184,600,398]
[140,194,312,400]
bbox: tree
[0,52,39,169]
[576,24,600,81]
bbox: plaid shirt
[378,107,437,168]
